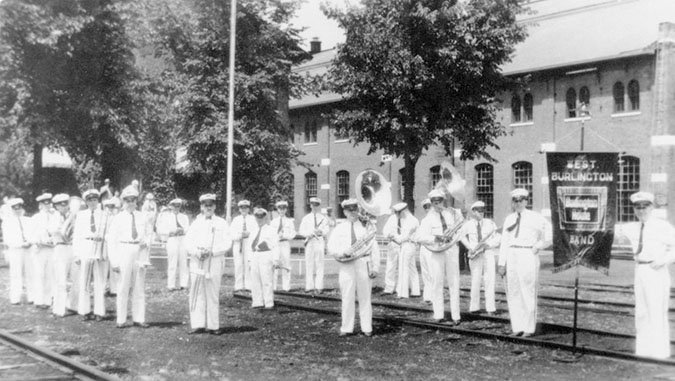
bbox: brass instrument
[422,161,467,253]
[423,217,466,253]
[467,227,500,260]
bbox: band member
[99,178,113,202]
[185,193,231,335]
[231,200,255,291]
[418,189,464,323]
[74,189,107,321]
[271,201,295,291]
[2,198,33,304]
[381,207,399,296]
[460,201,499,315]
[328,199,380,336]
[626,192,675,358]
[49,194,76,316]
[102,197,120,296]
[498,188,547,337]
[419,198,433,303]
[384,202,420,298]
[30,193,54,309]
[108,186,152,328]
[299,197,329,293]
[157,198,190,291]
[249,208,279,308]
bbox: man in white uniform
[249,208,279,308]
[2,198,32,305]
[109,186,152,328]
[102,197,120,297]
[418,189,464,323]
[383,202,420,298]
[328,199,380,336]
[30,193,54,309]
[231,200,255,291]
[460,201,499,315]
[498,188,547,337]
[185,193,231,335]
[157,198,190,291]
[626,191,675,358]
[49,194,75,317]
[418,198,433,303]
[271,201,295,291]
[298,197,329,293]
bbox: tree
[325,0,527,209]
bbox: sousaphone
[423,161,467,253]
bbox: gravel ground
[2,254,675,381]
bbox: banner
[546,152,618,274]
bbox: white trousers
[189,256,224,330]
[31,246,53,306]
[305,239,324,291]
[384,245,398,293]
[25,247,37,303]
[78,258,106,316]
[469,252,496,312]
[429,247,460,321]
[116,243,146,325]
[419,246,433,301]
[395,242,420,298]
[6,247,27,304]
[233,239,252,290]
[635,264,671,358]
[274,241,291,291]
[339,258,373,334]
[250,251,275,308]
[52,244,78,316]
[505,248,539,334]
[166,236,189,289]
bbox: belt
[635,260,653,265]
[510,245,533,249]
[55,242,72,246]
[119,241,141,245]
[86,237,103,241]
[168,233,185,237]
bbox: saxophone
[334,227,376,263]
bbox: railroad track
[233,290,675,366]
[0,329,118,381]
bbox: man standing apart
[299,197,329,293]
[2,198,32,304]
[184,194,231,335]
[328,199,380,336]
[460,201,499,315]
[384,202,420,298]
[249,208,279,308]
[231,200,255,291]
[498,188,547,337]
[271,201,295,291]
[30,193,54,309]
[627,191,675,358]
[157,198,190,291]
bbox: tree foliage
[325,0,527,207]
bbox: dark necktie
[131,212,138,239]
[636,223,644,255]
[252,227,261,250]
[18,216,25,242]
[243,217,247,233]
[90,210,96,233]
[314,213,318,228]
[351,222,357,245]
[476,221,482,242]
[397,216,402,234]
[175,214,182,229]
[507,213,521,238]
[278,217,283,233]
[439,212,448,231]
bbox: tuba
[334,169,391,263]
[422,161,467,253]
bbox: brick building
[288,0,675,233]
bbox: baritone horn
[422,160,467,253]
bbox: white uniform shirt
[327,220,380,273]
[249,223,279,258]
[383,213,419,244]
[108,210,151,246]
[417,208,464,246]
[73,208,106,257]
[156,212,190,239]
[625,217,675,263]
[299,212,329,240]
[2,214,33,248]
[270,216,296,242]
[498,209,547,266]
[461,218,500,251]
[31,210,55,246]
[184,215,231,257]
[230,214,257,242]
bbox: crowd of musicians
[1,181,674,358]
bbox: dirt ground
[2,257,675,381]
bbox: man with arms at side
[298,197,329,293]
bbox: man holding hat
[383,202,420,298]
[460,201,500,315]
[327,198,380,336]
[271,201,296,291]
[418,189,464,323]
[29,193,54,308]
[249,208,279,308]
[108,185,152,328]
[184,193,231,334]
[498,188,547,337]
[157,198,190,291]
[627,191,675,358]
[2,198,33,304]
[299,197,329,293]
[231,199,255,291]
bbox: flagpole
[226,0,237,222]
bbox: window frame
[613,82,625,113]
[336,170,350,218]
[628,80,640,111]
[617,155,640,222]
[475,163,495,218]
[512,161,533,209]
[304,171,317,213]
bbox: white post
[225,0,237,222]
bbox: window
[336,170,350,218]
[304,120,317,143]
[617,156,640,222]
[523,93,533,121]
[475,163,494,218]
[511,95,521,123]
[399,168,406,201]
[566,88,577,118]
[579,86,590,109]
[430,165,441,189]
[613,82,625,113]
[304,171,317,213]
[628,80,640,111]
[333,124,349,141]
[512,161,533,209]
[278,172,295,217]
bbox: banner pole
[572,262,580,353]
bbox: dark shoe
[363,331,373,337]
[117,322,131,329]
[486,311,496,316]
[207,328,223,336]
[81,314,93,321]
[469,310,480,314]
[189,328,206,335]
[510,331,523,337]
[168,287,177,292]
[434,318,447,323]
[522,332,534,338]
[452,320,461,326]
[381,291,393,296]
[133,322,150,328]
[11,302,20,305]
[339,332,353,337]
[95,315,104,322]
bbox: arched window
[511,95,521,123]
[475,163,494,218]
[628,80,640,111]
[336,170,350,218]
[523,93,533,121]
[304,171,317,213]
[566,88,577,118]
[430,165,441,189]
[304,119,318,143]
[579,86,590,108]
[613,82,625,113]
[617,155,640,222]
[512,161,533,209]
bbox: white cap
[169,198,183,205]
[340,198,358,208]
[103,197,121,208]
[36,193,53,202]
[8,198,24,207]
[82,189,101,199]
[237,200,250,207]
[630,191,654,204]
[121,186,139,199]
[510,188,529,199]
[392,202,408,212]
[428,189,445,199]
[199,193,217,203]
[52,194,70,204]
[275,200,288,208]
[145,193,155,200]
[471,201,486,210]
[253,208,268,217]
[422,198,431,207]
[309,197,321,204]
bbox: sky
[291,0,360,51]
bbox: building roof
[290,0,675,109]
